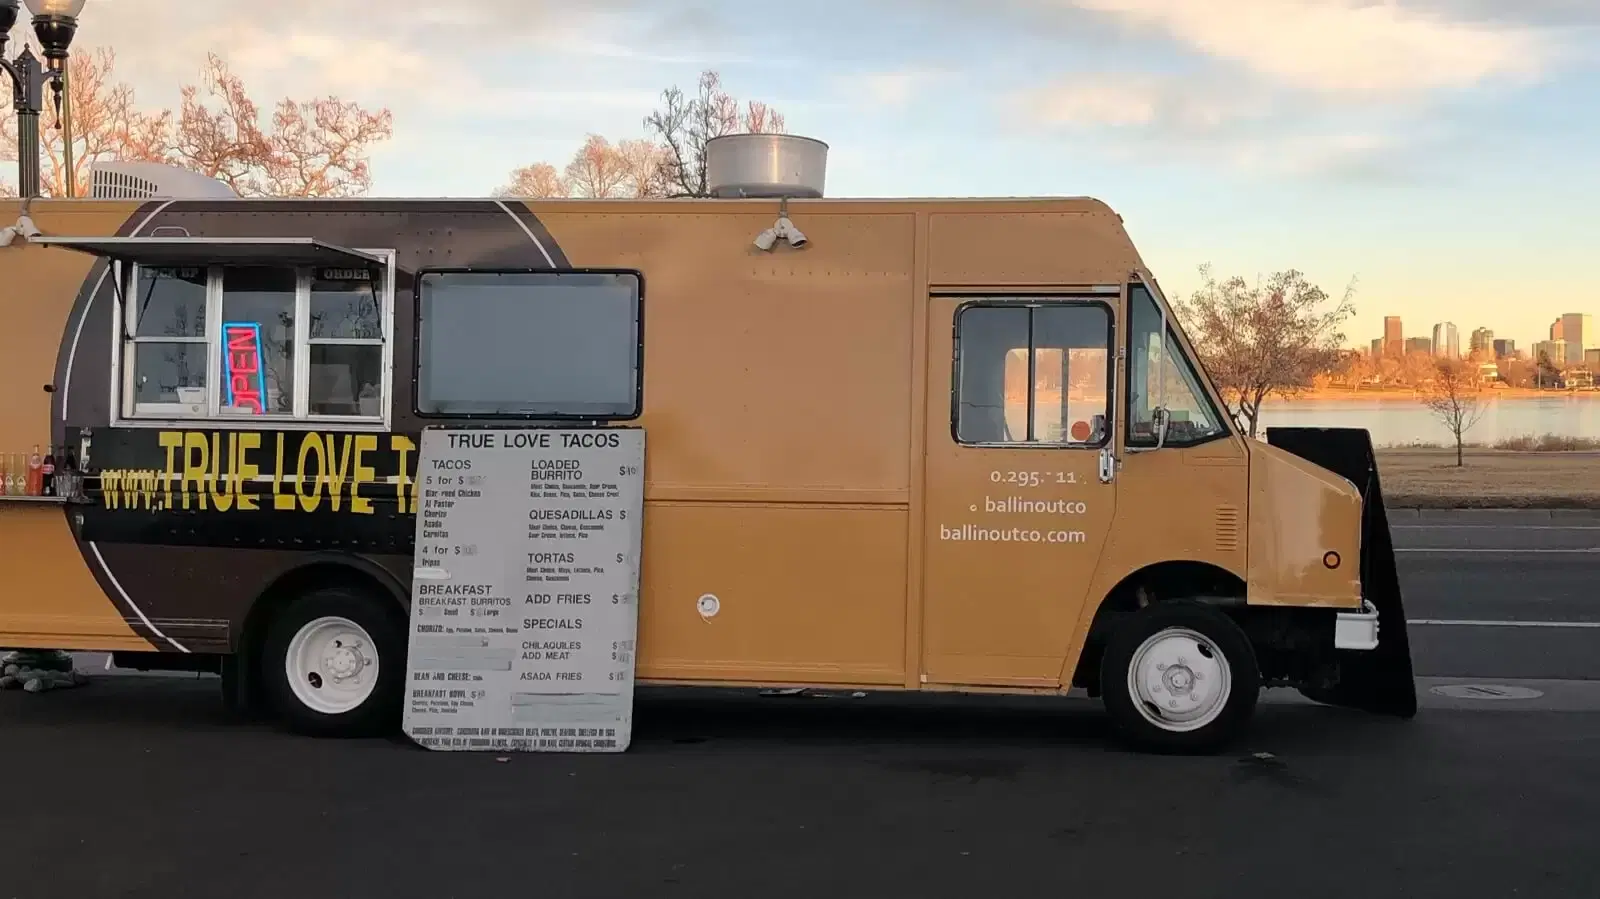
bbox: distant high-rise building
[1405,337,1432,355]
[1370,337,1384,358]
[1535,339,1568,367]
[1552,318,1565,341]
[1493,338,1516,358]
[1383,316,1403,357]
[1470,327,1494,355]
[1431,322,1460,358]
[1559,313,1594,365]
[1586,348,1600,370]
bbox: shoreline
[1281,388,1598,402]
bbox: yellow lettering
[324,433,353,512]
[210,432,233,512]
[393,435,415,511]
[183,432,209,510]
[132,471,160,509]
[297,434,324,512]
[350,434,376,514]
[101,470,121,509]
[159,432,183,508]
[237,432,261,511]
[273,432,294,510]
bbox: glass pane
[1127,286,1227,446]
[416,272,640,416]
[133,266,207,338]
[960,304,1108,445]
[131,342,207,408]
[309,344,383,417]
[956,306,1028,443]
[221,267,295,415]
[310,267,382,340]
[1032,304,1109,444]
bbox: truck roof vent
[704,133,828,199]
[87,161,239,200]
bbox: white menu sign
[402,426,645,753]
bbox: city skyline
[1365,311,1596,364]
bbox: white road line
[1393,525,1600,531]
[1408,619,1600,629]
[1395,548,1599,554]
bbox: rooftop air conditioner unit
[704,133,828,199]
[87,161,239,200]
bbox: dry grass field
[1375,447,1600,508]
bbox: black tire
[260,585,407,739]
[1099,600,1260,755]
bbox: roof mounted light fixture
[753,197,808,252]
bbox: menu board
[402,427,645,753]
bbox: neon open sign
[223,322,267,414]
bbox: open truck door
[1265,427,1418,718]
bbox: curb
[1385,507,1600,523]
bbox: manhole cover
[1430,684,1545,700]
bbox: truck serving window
[1125,284,1229,447]
[121,254,393,425]
[415,270,642,418]
[954,301,1112,446]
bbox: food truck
[0,138,1414,753]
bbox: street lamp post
[0,0,86,198]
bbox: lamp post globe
[0,0,20,41]
[23,0,83,60]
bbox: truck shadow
[0,676,1409,760]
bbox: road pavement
[4,508,1596,899]
[1392,509,1599,682]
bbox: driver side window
[1126,285,1229,447]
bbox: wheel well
[1071,561,1246,693]
[234,558,406,713]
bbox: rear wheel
[260,585,406,738]
[1099,601,1260,754]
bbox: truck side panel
[1,201,154,651]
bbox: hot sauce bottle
[26,445,42,496]
[41,445,56,497]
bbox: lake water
[1257,395,1600,446]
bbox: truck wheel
[260,585,406,738]
[1099,601,1260,755]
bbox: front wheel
[260,586,407,738]
[1099,601,1260,755]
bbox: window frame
[109,249,397,432]
[410,266,647,422]
[1123,283,1232,450]
[949,297,1116,450]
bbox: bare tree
[173,54,392,197]
[496,162,567,198]
[0,45,171,197]
[3,47,390,198]
[1421,357,1487,466]
[614,137,667,198]
[563,134,632,198]
[1173,264,1357,439]
[644,69,787,198]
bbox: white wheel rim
[1126,626,1232,732]
[284,616,379,715]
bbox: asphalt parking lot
[2,509,1596,899]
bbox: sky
[20,0,1600,351]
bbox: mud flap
[1264,427,1418,718]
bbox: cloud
[1044,0,1557,96]
[1017,73,1268,132]
[834,69,946,107]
